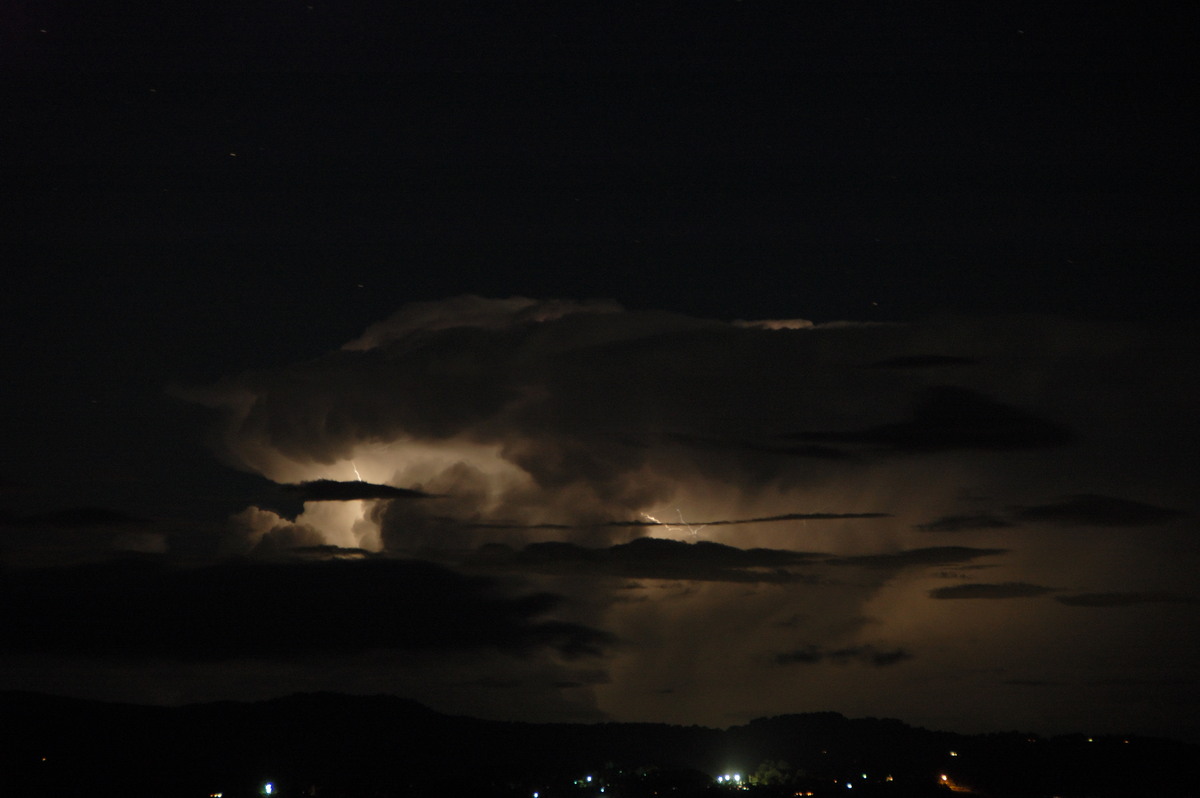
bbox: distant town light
[587,775,593,783]
[264,783,273,795]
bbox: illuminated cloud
[231,506,327,556]
[454,511,890,531]
[160,298,1200,735]
[187,296,936,550]
[183,298,1107,556]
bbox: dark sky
[2,4,1198,741]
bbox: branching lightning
[641,509,708,543]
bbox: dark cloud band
[776,644,913,667]
[0,558,612,660]
[929,582,1055,600]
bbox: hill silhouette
[1,691,1195,797]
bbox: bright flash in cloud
[171,297,1200,737]
[641,509,708,542]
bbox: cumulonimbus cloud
[179,297,1116,554]
[183,297,941,550]
[174,286,1198,673]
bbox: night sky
[3,4,1198,742]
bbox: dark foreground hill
[1,691,1195,798]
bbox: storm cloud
[158,298,1200,736]
[186,297,944,550]
[180,297,1124,554]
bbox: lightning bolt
[351,462,363,481]
[640,509,707,542]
